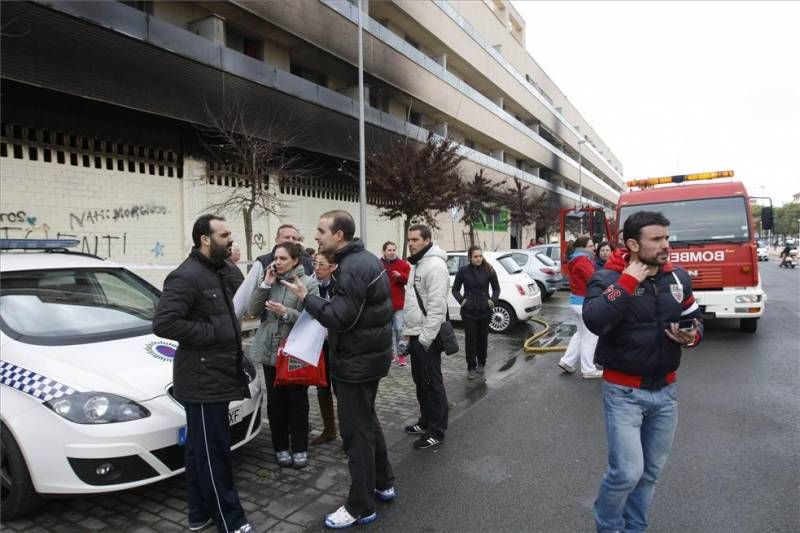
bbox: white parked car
[446,251,541,333]
[0,240,262,520]
[757,241,769,261]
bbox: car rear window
[511,253,529,267]
[535,253,556,267]
[496,255,523,274]
[0,268,160,345]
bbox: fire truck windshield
[618,197,751,245]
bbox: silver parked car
[506,250,562,301]
[533,244,570,290]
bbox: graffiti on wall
[69,204,168,230]
[252,233,265,250]
[1,206,169,259]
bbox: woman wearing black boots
[452,246,500,380]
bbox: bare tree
[364,132,465,256]
[501,177,550,246]
[458,169,504,247]
[198,101,316,264]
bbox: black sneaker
[404,424,425,435]
[413,435,442,449]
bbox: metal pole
[357,0,368,247]
[577,139,585,208]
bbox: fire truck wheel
[739,318,758,333]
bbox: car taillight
[540,267,557,275]
[515,283,525,296]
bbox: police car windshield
[619,197,751,245]
[0,268,159,345]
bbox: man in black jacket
[153,214,252,533]
[283,210,394,529]
[583,211,703,533]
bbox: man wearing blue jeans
[583,211,703,532]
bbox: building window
[409,112,422,126]
[120,1,152,14]
[226,25,262,60]
[464,139,475,149]
[368,88,390,113]
[290,63,328,87]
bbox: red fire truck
[560,170,769,332]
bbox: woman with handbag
[249,242,319,468]
[451,246,500,380]
[309,251,338,445]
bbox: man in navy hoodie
[583,211,703,533]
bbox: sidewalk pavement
[4,262,781,529]
[2,303,573,533]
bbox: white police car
[0,240,262,520]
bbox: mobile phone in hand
[677,319,695,331]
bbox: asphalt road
[363,261,800,533]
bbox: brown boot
[311,393,337,445]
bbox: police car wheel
[1,422,41,520]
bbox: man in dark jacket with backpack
[153,214,253,533]
[282,210,394,529]
[583,211,703,533]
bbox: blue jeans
[594,382,678,533]
[391,310,407,355]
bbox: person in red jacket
[557,235,603,378]
[381,241,411,366]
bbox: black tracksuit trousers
[333,378,395,518]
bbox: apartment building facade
[0,0,624,287]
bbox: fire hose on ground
[523,317,569,360]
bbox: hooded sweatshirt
[402,243,450,349]
[567,250,596,305]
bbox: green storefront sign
[471,209,509,231]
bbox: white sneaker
[558,361,576,374]
[324,505,377,529]
[233,524,253,533]
[582,369,604,379]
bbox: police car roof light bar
[0,239,81,251]
[626,170,734,190]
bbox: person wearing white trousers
[558,236,603,379]
[559,304,601,378]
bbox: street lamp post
[577,137,587,207]
[357,0,367,246]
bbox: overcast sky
[511,1,799,206]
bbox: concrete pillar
[492,95,504,109]
[188,15,225,45]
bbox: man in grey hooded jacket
[402,224,450,449]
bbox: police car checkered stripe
[0,361,77,402]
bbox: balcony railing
[431,0,622,180]
[38,0,605,208]
[320,0,620,199]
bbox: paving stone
[0,318,553,532]
[76,517,108,531]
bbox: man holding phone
[583,211,703,533]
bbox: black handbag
[413,283,460,355]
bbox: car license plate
[228,406,242,425]
[177,426,187,446]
